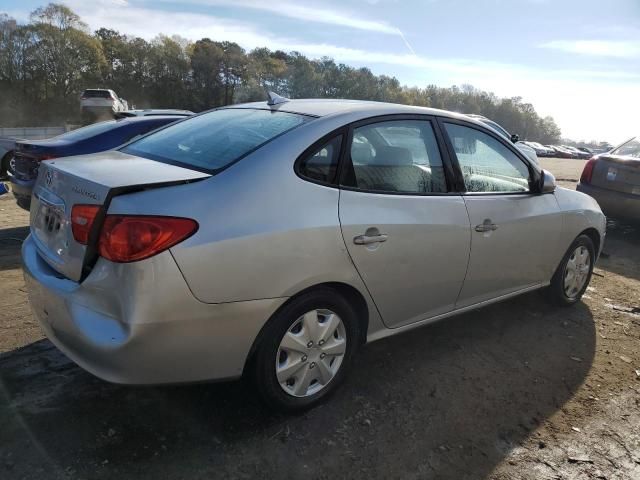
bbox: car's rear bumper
[8,173,33,209]
[577,182,640,222]
[22,235,286,384]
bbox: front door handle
[475,219,498,233]
[354,233,388,245]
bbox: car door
[338,116,471,328]
[440,120,563,308]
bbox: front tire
[546,234,595,306]
[252,288,360,411]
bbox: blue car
[9,116,182,210]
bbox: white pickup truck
[80,89,129,121]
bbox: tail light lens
[580,158,598,184]
[71,205,101,244]
[98,216,198,263]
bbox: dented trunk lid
[30,150,210,282]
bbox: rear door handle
[353,234,388,245]
[475,219,498,233]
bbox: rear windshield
[83,89,112,98]
[56,120,119,141]
[121,108,311,172]
[611,137,640,158]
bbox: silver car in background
[577,135,640,221]
[23,98,606,410]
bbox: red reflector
[71,205,100,245]
[98,216,198,263]
[580,158,597,184]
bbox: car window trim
[436,117,542,195]
[337,114,459,196]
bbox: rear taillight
[71,205,101,244]
[98,216,198,263]
[580,158,598,184]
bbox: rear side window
[341,119,447,194]
[122,109,311,172]
[82,89,112,98]
[298,135,342,184]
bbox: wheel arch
[242,281,369,376]
[580,227,601,259]
[1,150,13,174]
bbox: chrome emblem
[45,170,53,187]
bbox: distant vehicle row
[520,142,612,159]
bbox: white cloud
[153,0,416,53]
[540,39,640,58]
[162,0,400,34]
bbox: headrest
[372,146,413,166]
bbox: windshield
[56,120,119,141]
[122,108,311,172]
[611,137,640,158]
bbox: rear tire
[252,288,360,412]
[545,234,595,306]
[0,151,12,179]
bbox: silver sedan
[23,97,606,410]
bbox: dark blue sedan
[9,116,182,210]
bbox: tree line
[1,3,563,144]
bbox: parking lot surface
[1,158,638,479]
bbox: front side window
[444,123,531,193]
[341,120,447,193]
[122,108,311,172]
[298,135,342,184]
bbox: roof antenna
[266,91,289,106]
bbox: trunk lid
[590,155,640,195]
[30,150,210,282]
[13,139,67,180]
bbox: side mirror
[511,133,519,143]
[540,169,556,193]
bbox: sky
[2,0,639,143]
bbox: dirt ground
[0,158,638,480]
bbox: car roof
[117,115,181,123]
[123,109,194,115]
[231,98,475,122]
